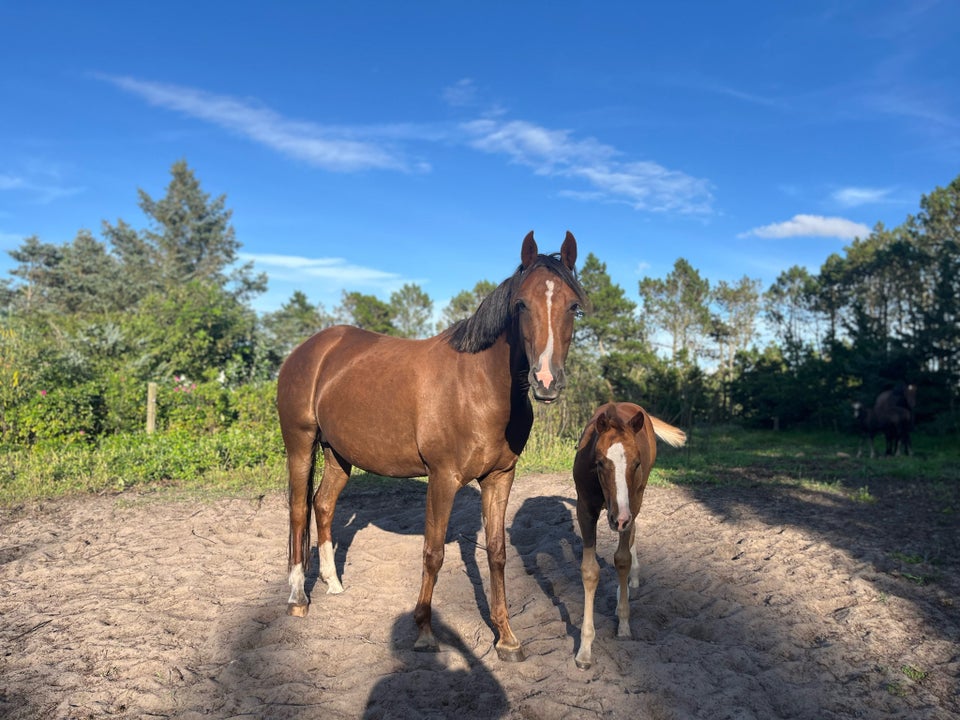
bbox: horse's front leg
[627,522,640,589]
[575,502,600,670]
[480,469,524,661]
[613,523,635,639]
[413,472,459,652]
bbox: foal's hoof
[574,657,592,670]
[287,603,309,618]
[495,644,526,662]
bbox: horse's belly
[316,402,428,478]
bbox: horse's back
[278,325,505,478]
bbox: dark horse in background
[276,231,586,661]
[854,382,917,457]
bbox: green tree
[256,291,333,376]
[104,159,266,302]
[437,280,497,332]
[390,283,433,338]
[129,280,258,380]
[639,258,711,363]
[337,291,396,334]
[577,253,643,355]
[712,276,761,373]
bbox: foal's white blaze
[606,441,631,529]
[535,280,556,388]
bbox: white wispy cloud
[0,175,25,191]
[101,74,713,214]
[442,79,479,108]
[462,119,713,214]
[240,252,405,286]
[832,186,894,207]
[0,172,82,204]
[98,75,425,172]
[739,214,871,240]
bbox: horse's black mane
[443,253,587,353]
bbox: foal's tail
[650,416,687,448]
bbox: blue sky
[1,2,958,317]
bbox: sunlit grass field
[2,421,957,506]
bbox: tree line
[1,160,957,447]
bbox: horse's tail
[650,416,687,448]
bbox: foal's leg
[413,470,460,652]
[627,522,640,590]
[314,446,351,594]
[613,523,635,639]
[480,469,524,661]
[284,426,317,617]
[575,502,600,670]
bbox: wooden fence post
[146,382,157,434]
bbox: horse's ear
[521,231,538,269]
[628,409,646,434]
[561,231,577,270]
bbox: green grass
[2,422,957,506]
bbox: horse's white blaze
[535,280,556,387]
[606,441,630,527]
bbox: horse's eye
[571,303,584,319]
[515,300,528,313]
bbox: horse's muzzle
[530,366,566,403]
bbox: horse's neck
[505,331,531,398]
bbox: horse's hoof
[413,638,439,653]
[495,644,526,662]
[287,603,309,617]
[575,657,592,670]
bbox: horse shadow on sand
[363,611,508,720]
[304,473,491,630]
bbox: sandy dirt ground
[1,470,958,719]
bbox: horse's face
[592,407,647,533]
[515,232,581,403]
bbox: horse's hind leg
[314,446,351,594]
[284,426,318,617]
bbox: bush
[231,380,278,428]
[12,382,103,446]
[101,371,148,435]
[158,374,234,434]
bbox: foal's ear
[594,412,610,435]
[560,231,577,270]
[521,231,538,269]
[628,410,646,434]
[595,403,618,435]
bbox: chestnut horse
[572,402,686,669]
[277,231,585,661]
